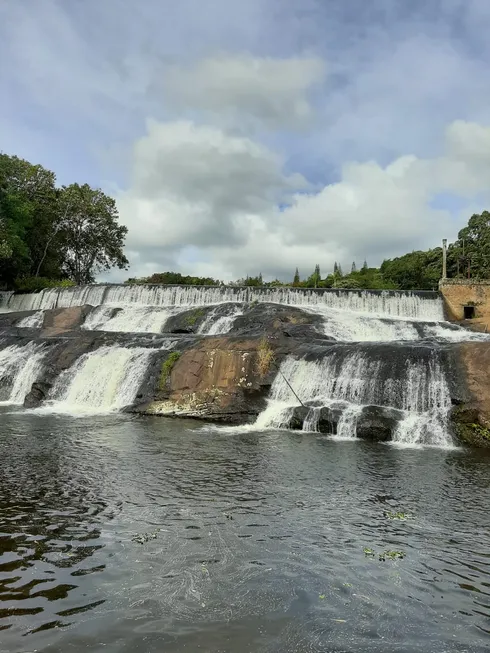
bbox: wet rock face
[134,336,277,423]
[287,404,403,441]
[356,406,403,441]
[230,303,326,339]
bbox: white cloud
[111,118,490,282]
[162,55,326,129]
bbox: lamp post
[442,239,447,280]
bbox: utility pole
[442,239,447,280]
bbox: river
[1,408,489,652]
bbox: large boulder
[42,305,94,335]
[355,405,403,442]
[134,336,278,423]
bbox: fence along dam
[0,284,487,446]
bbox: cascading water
[17,311,44,328]
[5,284,485,343]
[82,305,176,333]
[43,346,154,415]
[255,347,454,447]
[3,284,443,319]
[0,342,47,405]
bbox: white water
[2,284,444,319]
[82,305,175,333]
[198,306,244,335]
[17,311,44,328]
[255,352,453,447]
[0,342,47,405]
[42,346,154,415]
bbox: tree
[454,211,490,279]
[351,261,357,273]
[293,267,300,285]
[58,183,129,284]
[361,260,368,273]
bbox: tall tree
[351,261,357,273]
[58,183,129,284]
[293,267,300,285]
[454,211,490,278]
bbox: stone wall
[439,280,490,331]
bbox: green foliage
[470,423,490,441]
[293,267,300,285]
[14,276,76,293]
[58,183,128,284]
[0,152,128,289]
[380,249,442,290]
[158,352,181,390]
[126,271,221,286]
[185,308,205,326]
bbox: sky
[1,0,490,283]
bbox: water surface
[1,409,489,652]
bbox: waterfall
[3,284,443,320]
[198,306,244,335]
[82,305,175,333]
[17,311,44,328]
[43,346,154,415]
[0,342,46,405]
[255,347,454,447]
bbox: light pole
[442,239,447,280]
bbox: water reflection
[0,409,489,652]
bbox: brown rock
[41,305,93,336]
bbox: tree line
[3,152,490,292]
[0,153,128,291]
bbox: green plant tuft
[256,337,275,377]
[184,308,205,326]
[158,352,181,390]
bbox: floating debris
[385,511,412,521]
[363,546,405,561]
[379,550,405,561]
[319,594,326,600]
[131,528,161,544]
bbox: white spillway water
[2,284,444,320]
[17,311,44,328]
[43,346,154,415]
[255,352,454,447]
[0,342,46,405]
[82,305,175,333]
[198,306,244,335]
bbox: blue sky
[1,0,490,281]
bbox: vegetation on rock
[158,352,181,390]
[185,308,205,326]
[257,338,275,377]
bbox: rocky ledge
[1,302,490,447]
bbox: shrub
[257,338,275,377]
[14,276,76,293]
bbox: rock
[289,406,309,429]
[42,305,94,335]
[317,406,339,434]
[136,336,278,423]
[24,381,52,408]
[164,307,213,334]
[356,405,403,441]
[450,404,490,448]
[230,303,325,338]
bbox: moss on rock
[158,352,181,390]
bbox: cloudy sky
[1,0,490,282]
